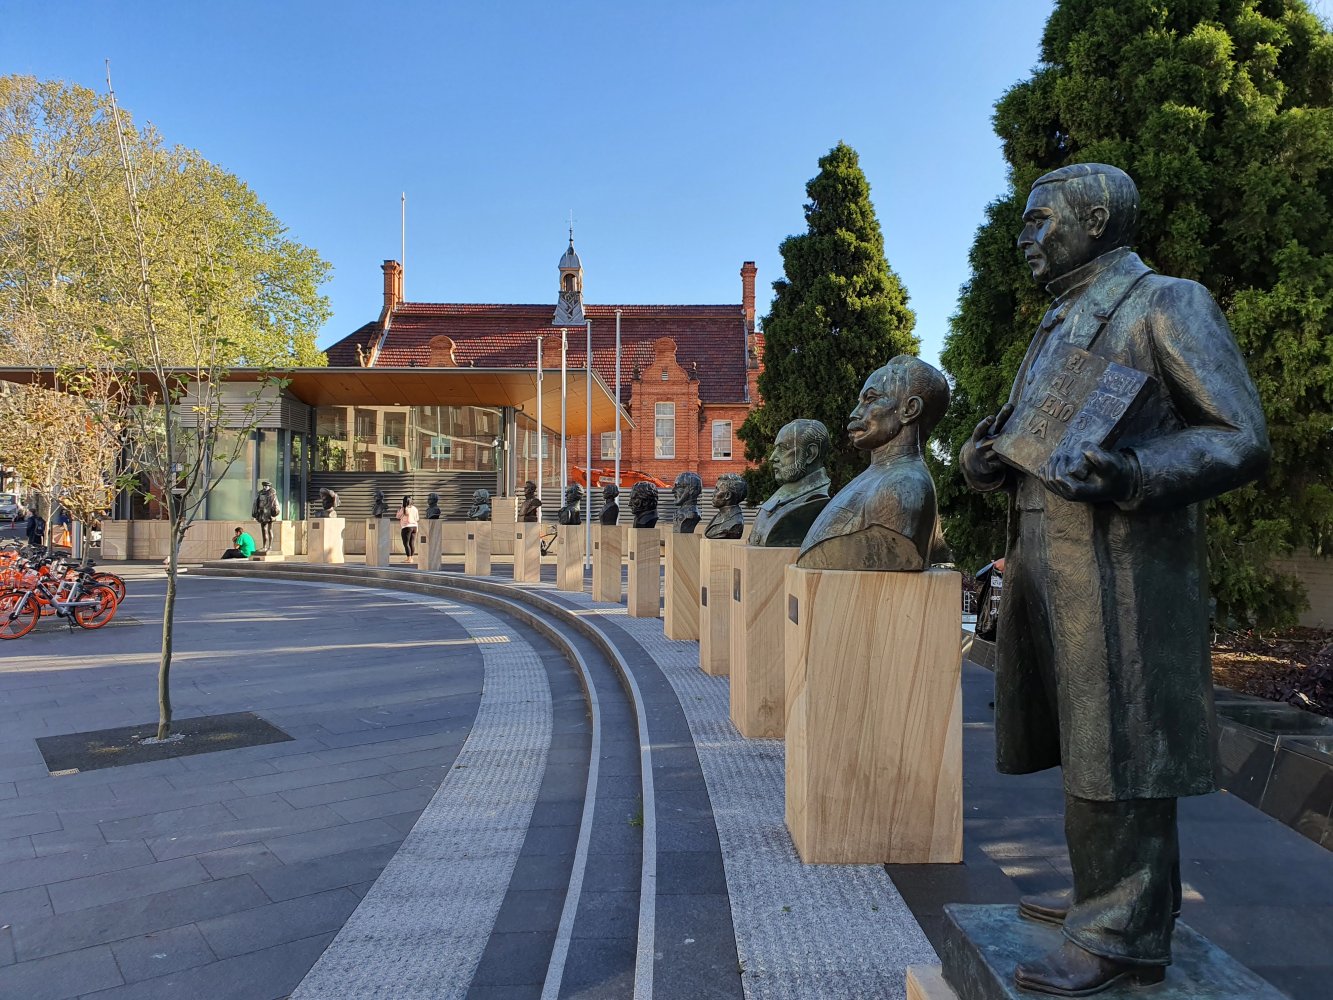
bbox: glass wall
[514,410,560,499]
[208,429,257,522]
[312,404,504,474]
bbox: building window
[711,420,733,460]
[429,436,452,460]
[601,432,620,460]
[654,402,675,459]
[661,368,668,381]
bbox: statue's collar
[1045,246,1132,301]
[762,467,831,511]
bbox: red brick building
[325,240,764,488]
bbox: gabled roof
[325,302,751,404]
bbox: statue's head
[523,480,537,499]
[1019,163,1139,285]
[564,483,583,505]
[770,419,831,485]
[260,480,272,489]
[425,493,438,507]
[319,488,332,501]
[848,356,949,452]
[629,482,658,513]
[373,489,384,501]
[472,489,490,504]
[672,472,702,506]
[601,482,620,500]
[713,473,747,508]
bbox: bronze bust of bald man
[797,356,948,572]
[748,419,833,548]
[962,164,1269,996]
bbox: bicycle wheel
[0,591,38,639]
[72,584,118,629]
[93,572,126,603]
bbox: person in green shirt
[222,527,256,559]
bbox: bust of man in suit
[671,472,702,533]
[557,484,583,525]
[704,474,747,539]
[520,480,542,522]
[599,483,620,525]
[797,356,949,571]
[749,419,833,547]
[628,482,658,529]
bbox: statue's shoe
[1019,889,1181,926]
[1014,941,1166,997]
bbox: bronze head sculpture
[704,473,747,540]
[318,488,339,518]
[520,480,542,522]
[748,419,833,547]
[467,489,491,521]
[671,472,702,533]
[371,489,388,519]
[797,356,948,571]
[959,163,1270,996]
[599,482,620,526]
[424,493,441,520]
[557,483,584,526]
[628,482,658,529]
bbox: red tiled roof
[325,303,752,404]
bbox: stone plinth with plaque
[556,524,585,592]
[365,519,391,567]
[591,525,622,603]
[785,565,962,863]
[730,545,799,738]
[513,525,542,583]
[698,536,742,677]
[465,522,491,576]
[663,532,701,641]
[626,527,662,618]
[492,496,518,556]
[417,522,443,572]
[309,517,345,565]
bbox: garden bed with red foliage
[1212,627,1333,718]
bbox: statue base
[250,552,285,562]
[308,517,346,565]
[729,545,798,738]
[556,524,585,592]
[785,565,962,863]
[492,497,518,555]
[698,536,742,676]
[917,904,1288,1000]
[513,525,542,583]
[626,527,662,618]
[365,518,391,567]
[465,522,491,576]
[417,522,443,571]
[663,532,701,640]
[591,525,622,603]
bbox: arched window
[563,273,575,292]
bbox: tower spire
[553,224,585,326]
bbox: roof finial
[568,209,574,247]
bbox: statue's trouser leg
[1061,795,1178,965]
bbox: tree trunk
[157,528,178,740]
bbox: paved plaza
[0,560,1329,999]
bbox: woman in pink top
[397,495,419,558]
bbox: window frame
[711,419,733,460]
[654,402,676,460]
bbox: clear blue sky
[6,0,1059,368]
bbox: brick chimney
[740,261,757,331]
[381,260,403,317]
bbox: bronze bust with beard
[748,419,832,547]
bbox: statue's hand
[1041,444,1138,504]
[963,403,1014,481]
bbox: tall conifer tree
[739,142,918,496]
[937,0,1333,625]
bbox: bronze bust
[599,482,620,526]
[520,480,542,522]
[797,356,949,571]
[704,473,747,539]
[749,419,833,547]
[961,163,1270,996]
[424,493,442,520]
[467,489,491,521]
[628,482,658,529]
[318,488,340,518]
[557,484,583,525]
[671,472,702,533]
[370,489,388,519]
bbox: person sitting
[221,527,256,559]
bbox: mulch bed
[1212,626,1333,718]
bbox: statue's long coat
[983,250,1269,800]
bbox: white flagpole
[536,336,543,504]
[585,319,593,569]
[560,328,568,504]
[614,308,622,487]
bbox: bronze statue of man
[318,488,339,518]
[467,489,491,521]
[558,484,584,525]
[704,473,747,539]
[961,163,1269,996]
[370,489,388,519]
[798,357,949,571]
[599,482,620,526]
[252,480,279,552]
[671,472,702,533]
[424,493,442,520]
[519,480,542,522]
[628,482,658,529]
[749,419,833,547]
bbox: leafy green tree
[0,75,331,367]
[738,142,918,496]
[937,0,1333,626]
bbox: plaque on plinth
[556,523,585,592]
[626,527,661,618]
[465,522,492,576]
[663,531,701,641]
[785,565,961,863]
[492,496,518,556]
[365,518,391,567]
[591,524,623,603]
[513,526,541,583]
[698,536,742,677]
[417,522,443,572]
[920,904,1288,1000]
[729,545,798,738]
[308,516,345,565]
